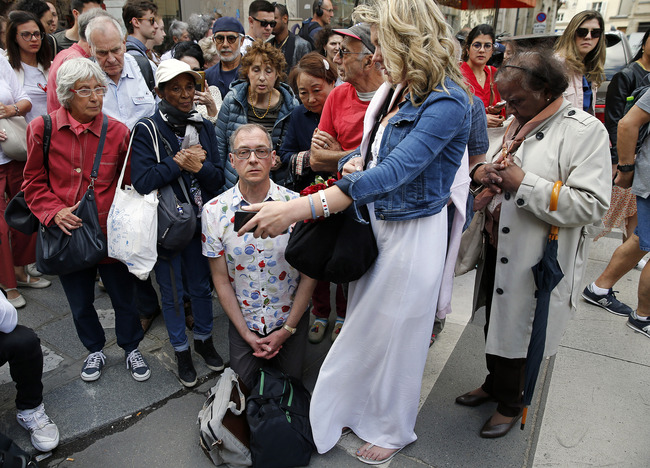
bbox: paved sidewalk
[1,235,648,467]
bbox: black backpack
[623,74,650,152]
[125,43,155,92]
[298,19,320,48]
[246,368,315,468]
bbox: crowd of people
[0,0,647,464]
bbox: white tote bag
[107,123,158,280]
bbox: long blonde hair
[353,0,469,105]
[554,10,605,86]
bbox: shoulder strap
[130,53,155,92]
[42,114,52,173]
[364,87,396,168]
[89,114,109,183]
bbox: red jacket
[22,107,130,234]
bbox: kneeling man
[202,124,315,388]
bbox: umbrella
[521,180,563,430]
[436,0,537,30]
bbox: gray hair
[198,36,217,65]
[86,15,123,50]
[168,19,189,40]
[229,124,272,152]
[79,9,112,42]
[56,58,107,109]
[187,14,213,41]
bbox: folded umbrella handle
[549,181,563,240]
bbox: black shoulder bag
[4,114,52,234]
[35,115,109,276]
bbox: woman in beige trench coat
[456,49,611,438]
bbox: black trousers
[480,244,526,418]
[0,325,43,410]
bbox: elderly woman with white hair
[22,57,151,384]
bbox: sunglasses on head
[576,27,602,39]
[251,17,277,28]
[213,34,240,45]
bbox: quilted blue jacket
[215,79,298,191]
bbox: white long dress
[309,126,449,452]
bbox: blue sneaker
[81,351,105,382]
[627,311,650,339]
[581,284,633,316]
[126,349,151,382]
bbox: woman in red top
[460,24,505,128]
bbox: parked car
[491,31,633,122]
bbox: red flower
[258,261,265,268]
[236,264,245,271]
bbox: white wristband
[318,190,330,218]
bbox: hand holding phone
[487,100,507,114]
[234,210,258,232]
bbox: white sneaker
[16,403,60,452]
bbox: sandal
[356,444,404,465]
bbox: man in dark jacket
[270,3,312,74]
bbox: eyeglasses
[232,147,272,160]
[576,27,602,39]
[251,17,277,28]
[336,47,368,57]
[71,86,107,97]
[18,31,44,41]
[213,34,240,45]
[471,42,493,51]
[135,17,157,26]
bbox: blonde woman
[554,10,606,114]
[235,0,472,463]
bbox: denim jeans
[154,235,213,351]
[0,325,43,410]
[59,262,142,354]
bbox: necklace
[249,89,272,119]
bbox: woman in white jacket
[457,49,611,438]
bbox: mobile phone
[234,210,258,232]
[195,71,206,92]
[492,100,507,111]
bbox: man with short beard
[205,17,245,99]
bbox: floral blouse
[201,181,300,334]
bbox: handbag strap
[88,114,109,189]
[117,119,151,189]
[42,114,52,173]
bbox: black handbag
[140,119,196,253]
[285,204,378,283]
[35,115,109,276]
[4,114,53,234]
[246,367,315,468]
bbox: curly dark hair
[495,49,569,99]
[240,39,287,85]
[314,25,339,57]
[6,10,51,71]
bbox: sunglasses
[576,27,602,39]
[213,34,240,45]
[135,17,157,26]
[251,17,277,28]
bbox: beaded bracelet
[13,104,19,116]
[308,194,317,219]
[318,190,330,218]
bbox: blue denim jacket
[337,79,471,222]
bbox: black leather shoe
[455,391,495,407]
[479,412,522,439]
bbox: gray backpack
[198,368,252,467]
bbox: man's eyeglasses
[71,86,107,98]
[336,47,368,57]
[576,27,602,39]
[251,17,277,28]
[232,147,272,160]
[322,7,334,13]
[213,34,240,45]
[471,42,493,51]
[135,17,157,26]
[18,31,44,41]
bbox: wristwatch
[283,324,297,335]
[617,164,635,172]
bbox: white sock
[591,282,610,295]
[635,311,650,321]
